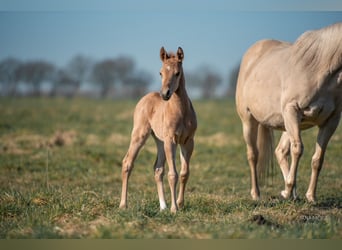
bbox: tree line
[0,55,239,99]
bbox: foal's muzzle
[161,89,172,101]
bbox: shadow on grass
[314,195,342,209]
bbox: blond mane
[291,22,342,75]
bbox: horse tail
[256,124,274,185]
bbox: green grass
[0,97,341,238]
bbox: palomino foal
[119,47,197,213]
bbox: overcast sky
[1,1,341,87]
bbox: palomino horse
[119,47,197,213]
[236,23,342,202]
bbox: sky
[1,1,342,89]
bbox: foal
[119,47,197,213]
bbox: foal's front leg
[164,139,178,213]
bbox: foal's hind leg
[177,138,194,209]
[306,113,340,202]
[119,125,150,209]
[152,135,167,210]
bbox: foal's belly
[152,122,194,145]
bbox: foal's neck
[175,72,189,98]
[172,72,190,110]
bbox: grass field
[0,97,341,238]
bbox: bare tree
[0,55,154,99]
[226,64,240,97]
[201,71,222,99]
[16,60,55,96]
[115,56,134,80]
[91,56,137,98]
[0,58,21,96]
[186,65,222,99]
[51,69,78,97]
[91,59,118,98]
[122,70,152,98]
[67,55,92,97]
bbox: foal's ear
[177,47,184,62]
[160,47,169,61]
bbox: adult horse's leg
[275,132,297,198]
[164,139,178,213]
[281,103,303,199]
[306,113,340,202]
[242,117,260,200]
[275,132,290,180]
[177,138,194,209]
[153,135,167,210]
[119,125,150,209]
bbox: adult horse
[119,47,197,213]
[236,23,342,202]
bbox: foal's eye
[159,72,162,77]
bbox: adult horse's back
[236,23,342,202]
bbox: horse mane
[168,52,176,58]
[165,52,179,61]
[291,22,342,76]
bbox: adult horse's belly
[244,83,285,130]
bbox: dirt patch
[50,130,77,147]
[1,140,28,155]
[0,134,46,155]
[107,133,129,145]
[85,134,100,145]
[196,132,240,147]
[0,130,78,155]
[53,214,110,237]
[117,110,134,121]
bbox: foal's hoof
[170,206,178,214]
[119,203,127,209]
[252,196,260,201]
[305,193,316,203]
[160,206,167,212]
[280,190,290,199]
[280,190,299,201]
[250,189,260,201]
[177,200,184,209]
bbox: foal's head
[159,47,184,100]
